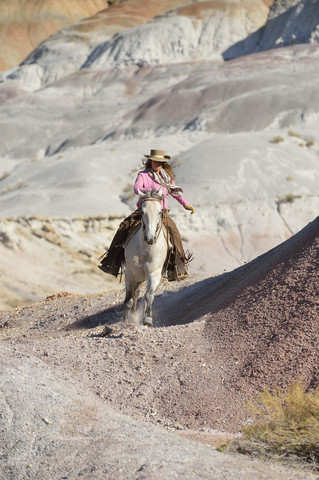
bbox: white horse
[123,188,169,327]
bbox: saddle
[98,211,190,281]
[123,219,174,278]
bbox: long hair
[143,159,176,180]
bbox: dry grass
[0,171,10,182]
[234,382,319,470]
[270,135,284,144]
[277,193,301,204]
[306,139,315,147]
[288,129,302,139]
[0,180,27,195]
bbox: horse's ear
[157,187,163,197]
[137,189,146,198]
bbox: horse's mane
[143,189,162,201]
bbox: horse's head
[137,188,163,245]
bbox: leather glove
[185,204,195,214]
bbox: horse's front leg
[124,277,140,322]
[143,271,161,327]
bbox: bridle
[140,197,165,244]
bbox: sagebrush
[237,381,319,469]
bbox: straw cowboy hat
[144,149,171,162]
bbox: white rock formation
[0,0,271,89]
[223,0,319,59]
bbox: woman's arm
[169,178,188,208]
[170,179,195,213]
[134,172,146,195]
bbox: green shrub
[237,381,319,469]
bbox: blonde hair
[143,159,176,180]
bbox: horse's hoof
[143,317,153,327]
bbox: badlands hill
[0,0,274,73]
[0,0,318,311]
[0,0,109,72]
[0,1,319,478]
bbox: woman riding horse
[99,149,195,280]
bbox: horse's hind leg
[132,283,141,315]
[124,276,133,320]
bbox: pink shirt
[134,170,189,210]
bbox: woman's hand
[185,205,195,214]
